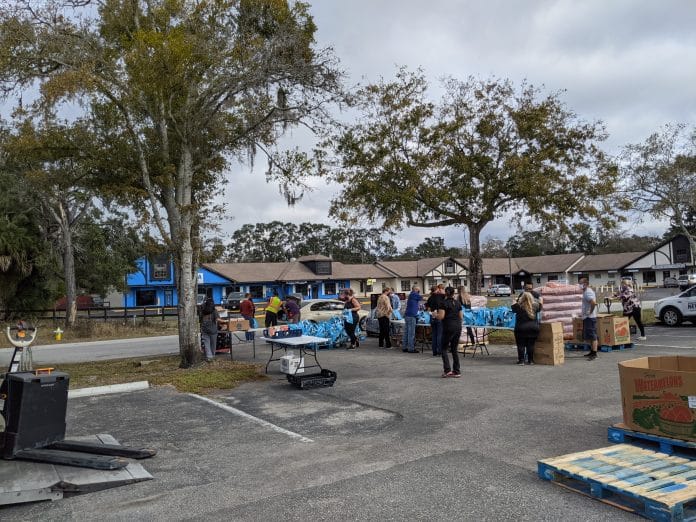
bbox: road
[0,335,179,367]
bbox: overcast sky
[217,0,696,250]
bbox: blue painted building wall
[124,257,350,306]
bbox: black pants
[627,307,645,337]
[265,311,277,328]
[465,327,475,344]
[378,316,391,347]
[517,336,537,363]
[442,326,461,373]
[345,316,358,346]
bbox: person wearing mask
[426,285,445,356]
[457,286,476,346]
[389,288,401,316]
[511,292,541,364]
[239,292,256,341]
[433,286,462,377]
[342,288,362,349]
[284,296,301,324]
[200,297,221,363]
[519,283,543,310]
[265,291,282,327]
[579,277,599,360]
[614,279,646,341]
[403,286,422,353]
[376,287,393,349]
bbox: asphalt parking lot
[2,324,695,521]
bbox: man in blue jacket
[403,286,422,353]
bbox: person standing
[614,279,646,340]
[376,287,393,348]
[426,285,445,356]
[265,290,282,327]
[403,286,422,353]
[433,286,462,377]
[456,286,476,346]
[342,288,361,349]
[579,277,599,360]
[200,297,220,363]
[390,288,401,316]
[511,292,541,365]
[239,292,256,340]
[284,296,301,324]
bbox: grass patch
[1,319,180,348]
[57,355,267,394]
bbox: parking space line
[188,393,314,443]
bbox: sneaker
[526,361,534,365]
[638,336,647,341]
[442,372,450,378]
[449,372,461,378]
[583,351,593,357]
[516,360,524,365]
[587,351,597,361]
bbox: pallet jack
[0,322,156,470]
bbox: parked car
[299,299,368,328]
[225,291,246,311]
[677,274,696,290]
[486,284,512,297]
[663,277,679,288]
[654,286,696,326]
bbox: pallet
[609,424,696,459]
[286,369,337,390]
[538,444,696,521]
[564,342,634,353]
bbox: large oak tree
[319,69,626,292]
[0,0,342,366]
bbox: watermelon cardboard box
[619,356,696,441]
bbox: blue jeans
[242,315,255,341]
[404,316,417,352]
[431,319,443,355]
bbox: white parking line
[189,393,314,443]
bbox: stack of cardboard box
[535,322,564,365]
[225,318,250,332]
[572,314,630,346]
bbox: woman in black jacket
[511,292,540,365]
[433,286,463,377]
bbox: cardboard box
[572,317,584,342]
[538,322,564,345]
[619,356,696,441]
[534,334,565,366]
[227,318,250,332]
[280,353,305,374]
[598,315,630,346]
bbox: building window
[359,281,373,293]
[225,285,242,295]
[400,280,411,292]
[315,261,331,275]
[642,271,656,284]
[135,289,157,306]
[451,278,461,288]
[594,273,602,279]
[548,275,558,281]
[676,248,688,263]
[381,282,388,291]
[324,282,337,295]
[536,277,541,284]
[427,278,437,289]
[249,285,264,299]
[152,263,168,280]
[444,260,455,274]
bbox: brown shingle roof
[570,252,646,272]
[514,253,586,274]
[377,257,466,277]
[204,262,287,283]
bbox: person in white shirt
[579,277,599,360]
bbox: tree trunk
[61,217,77,328]
[467,224,483,295]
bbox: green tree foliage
[622,124,696,261]
[225,222,397,263]
[0,0,342,366]
[319,69,626,292]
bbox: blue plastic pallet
[539,444,696,521]
[565,342,634,353]
[609,424,696,459]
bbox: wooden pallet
[609,424,696,459]
[564,342,634,353]
[538,444,696,521]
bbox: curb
[68,380,150,398]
